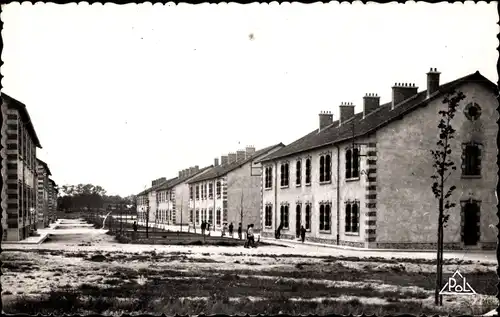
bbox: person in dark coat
[228,222,234,238]
[275,223,283,239]
[132,221,138,240]
[237,223,242,240]
[201,221,206,236]
[300,225,307,243]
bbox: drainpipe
[213,180,216,226]
[336,145,340,245]
[274,161,278,233]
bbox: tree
[430,88,465,306]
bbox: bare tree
[430,89,465,306]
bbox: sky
[2,1,498,197]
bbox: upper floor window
[189,186,193,200]
[464,102,482,121]
[319,202,331,232]
[208,183,213,199]
[264,166,273,189]
[345,201,360,233]
[319,153,332,183]
[345,148,360,179]
[216,181,221,197]
[296,161,302,186]
[280,163,290,187]
[462,143,482,177]
[280,204,289,229]
[305,158,311,185]
[264,204,273,227]
[196,185,200,200]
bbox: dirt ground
[1,222,497,316]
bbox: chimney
[194,165,199,171]
[189,167,195,175]
[392,82,418,109]
[427,67,441,98]
[363,93,380,118]
[152,180,156,187]
[214,158,219,166]
[318,111,333,132]
[339,102,355,126]
[178,170,183,178]
[228,152,237,163]
[236,150,246,161]
[245,145,256,157]
[221,155,228,165]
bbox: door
[463,202,480,246]
[296,205,301,238]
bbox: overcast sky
[2,1,497,196]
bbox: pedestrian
[201,221,206,236]
[132,221,138,240]
[247,224,256,248]
[222,222,227,237]
[275,223,283,239]
[228,222,234,238]
[300,225,307,243]
[237,223,242,240]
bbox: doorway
[463,202,480,246]
[296,205,301,238]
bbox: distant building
[156,165,212,226]
[187,144,284,231]
[136,177,169,223]
[48,178,58,223]
[36,158,51,228]
[258,69,497,250]
[1,93,42,241]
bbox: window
[196,209,200,223]
[280,204,289,229]
[216,181,221,198]
[216,208,221,225]
[305,158,311,185]
[305,203,311,230]
[208,183,213,199]
[462,143,481,176]
[264,205,273,227]
[345,201,359,233]
[264,166,273,189]
[345,148,360,179]
[190,186,193,200]
[319,203,331,232]
[280,163,289,187]
[296,161,301,186]
[196,185,200,200]
[464,102,482,121]
[319,154,332,183]
[209,208,213,224]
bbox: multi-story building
[188,144,284,231]
[1,93,41,241]
[156,165,212,226]
[48,178,58,223]
[36,158,51,228]
[136,177,169,222]
[259,69,497,250]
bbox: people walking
[222,222,228,237]
[275,223,283,239]
[245,224,255,248]
[237,223,242,240]
[300,225,307,243]
[132,221,138,240]
[228,222,234,238]
[201,221,206,236]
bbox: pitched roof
[156,165,213,191]
[2,93,42,148]
[137,177,177,196]
[260,71,497,163]
[188,143,285,184]
[36,158,52,176]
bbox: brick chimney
[214,158,219,166]
[178,170,183,178]
[339,102,355,126]
[228,153,237,163]
[245,145,256,157]
[236,150,246,161]
[392,82,418,109]
[427,67,440,98]
[189,167,195,175]
[363,93,380,119]
[194,165,199,171]
[318,111,333,132]
[221,155,228,165]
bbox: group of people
[275,223,307,243]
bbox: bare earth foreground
[1,219,497,316]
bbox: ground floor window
[216,208,221,225]
[345,201,359,233]
[196,209,200,224]
[208,208,213,225]
[189,209,194,223]
[305,203,311,230]
[280,204,289,229]
[319,203,331,232]
[264,205,272,227]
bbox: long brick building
[1,93,42,241]
[187,144,284,232]
[36,158,51,228]
[258,69,497,250]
